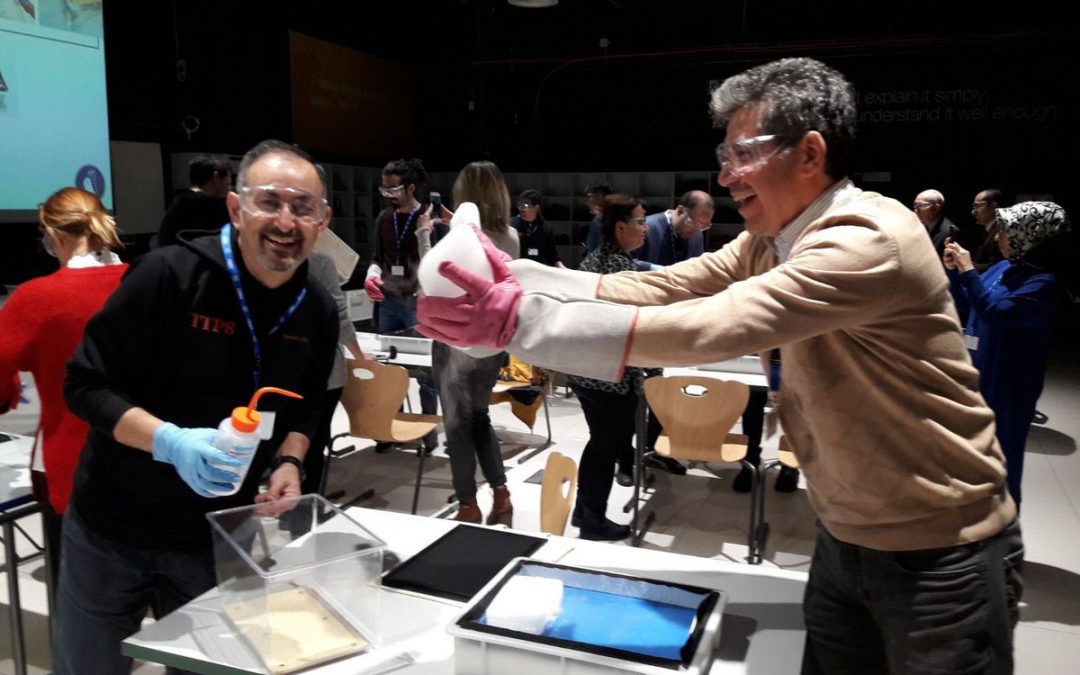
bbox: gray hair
[236,139,326,196]
[710,57,857,179]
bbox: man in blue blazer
[635,190,714,266]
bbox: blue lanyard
[220,225,307,389]
[392,203,420,264]
[523,217,541,240]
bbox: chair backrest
[339,359,410,441]
[645,376,750,462]
[540,452,577,535]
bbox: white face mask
[42,233,57,258]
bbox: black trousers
[741,387,768,464]
[301,386,344,496]
[802,519,1024,675]
[571,384,638,514]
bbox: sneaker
[775,466,800,493]
[732,465,754,493]
[374,442,397,454]
[644,455,687,475]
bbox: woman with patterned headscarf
[943,201,1070,505]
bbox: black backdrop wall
[4,0,1077,284]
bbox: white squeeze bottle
[213,386,303,495]
[417,202,494,297]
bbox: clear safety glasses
[237,185,328,225]
[715,134,792,177]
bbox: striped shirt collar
[772,178,857,263]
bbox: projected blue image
[0,0,110,219]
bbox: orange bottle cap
[230,406,261,433]
[231,386,304,434]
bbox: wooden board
[225,585,368,674]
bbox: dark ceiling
[100,1,1078,204]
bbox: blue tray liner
[478,563,710,663]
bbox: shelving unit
[323,164,379,267]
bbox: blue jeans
[801,519,1024,675]
[377,293,438,418]
[53,508,217,675]
[432,342,506,501]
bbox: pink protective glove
[364,274,385,302]
[416,225,522,349]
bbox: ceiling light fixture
[508,0,559,8]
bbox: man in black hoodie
[57,140,338,675]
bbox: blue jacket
[950,260,1058,502]
[634,211,705,266]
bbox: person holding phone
[366,158,444,453]
[423,161,520,525]
[944,202,1068,506]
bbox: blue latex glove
[151,423,244,498]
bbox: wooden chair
[489,358,554,463]
[335,359,442,514]
[643,375,768,563]
[539,452,577,535]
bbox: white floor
[2,344,1079,674]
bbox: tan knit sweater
[507,185,1014,550]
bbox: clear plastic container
[206,494,386,674]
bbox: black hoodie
[65,227,337,550]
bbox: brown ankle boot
[487,485,513,526]
[454,499,482,523]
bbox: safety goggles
[237,185,328,225]
[715,134,792,177]
[378,184,406,198]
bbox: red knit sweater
[0,264,127,512]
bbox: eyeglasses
[684,212,712,231]
[971,201,989,209]
[378,185,406,198]
[715,134,791,176]
[912,201,939,210]
[517,202,538,210]
[238,185,328,225]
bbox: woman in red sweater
[0,187,127,592]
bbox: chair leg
[411,444,427,515]
[542,394,553,447]
[746,459,767,564]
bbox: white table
[123,507,807,674]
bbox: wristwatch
[269,455,306,482]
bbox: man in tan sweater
[418,57,1022,674]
